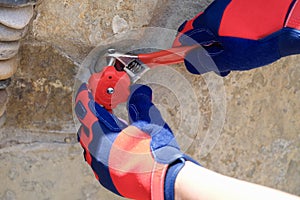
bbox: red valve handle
[88,66,130,112]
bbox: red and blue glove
[75,83,198,200]
[173,0,300,76]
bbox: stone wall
[0,0,299,199]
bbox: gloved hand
[75,83,197,200]
[173,0,300,76]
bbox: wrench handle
[138,45,199,67]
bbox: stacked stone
[0,0,38,126]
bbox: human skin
[175,161,300,200]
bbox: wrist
[174,161,205,200]
[164,158,186,200]
[164,157,201,200]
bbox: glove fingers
[174,12,217,47]
[184,46,225,75]
[127,84,171,130]
[279,29,300,57]
[75,83,125,132]
[178,28,217,46]
[77,125,90,162]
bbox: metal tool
[104,48,149,83]
[88,45,199,111]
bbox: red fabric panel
[151,163,168,200]
[76,89,96,166]
[285,0,300,29]
[78,127,92,165]
[109,126,165,200]
[219,0,294,39]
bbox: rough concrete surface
[0,41,20,60]
[0,55,19,80]
[0,0,39,8]
[0,0,300,199]
[0,24,28,41]
[0,5,34,29]
[31,0,158,62]
[0,89,8,116]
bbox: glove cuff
[164,156,201,200]
[164,158,185,200]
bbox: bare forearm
[175,161,300,200]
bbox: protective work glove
[173,0,300,76]
[75,83,198,200]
